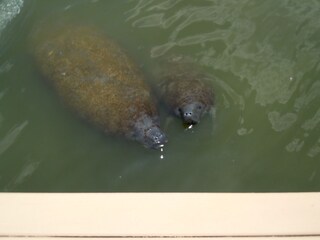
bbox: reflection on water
[0,120,28,155]
[268,111,297,132]
[0,0,23,36]
[0,61,13,73]
[0,0,320,191]
[4,158,40,191]
[128,0,320,160]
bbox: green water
[0,0,319,192]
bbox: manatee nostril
[153,133,167,144]
[152,134,168,149]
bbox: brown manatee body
[33,26,167,149]
[158,56,214,125]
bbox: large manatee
[33,25,167,149]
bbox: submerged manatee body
[158,56,214,125]
[33,25,167,149]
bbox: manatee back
[33,26,157,136]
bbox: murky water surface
[0,0,320,192]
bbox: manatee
[32,25,167,149]
[158,56,214,126]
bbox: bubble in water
[187,124,193,129]
[160,146,164,160]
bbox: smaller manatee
[158,56,214,126]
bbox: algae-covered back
[32,25,166,148]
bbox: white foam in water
[160,146,164,159]
[0,0,24,37]
[184,124,194,133]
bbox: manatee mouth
[183,122,195,129]
[145,127,168,150]
[183,115,199,125]
[152,143,165,150]
[151,135,168,149]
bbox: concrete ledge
[0,193,320,238]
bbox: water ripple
[126,1,320,162]
[0,89,8,101]
[268,111,297,132]
[147,0,181,11]
[133,13,164,28]
[178,30,228,46]
[286,138,304,153]
[0,120,29,156]
[125,0,156,21]
[4,159,41,191]
[130,0,320,108]
[302,107,320,131]
[294,80,320,112]
[0,113,3,127]
[308,138,320,158]
[151,42,176,58]
[0,61,13,73]
[214,76,245,110]
[0,0,24,37]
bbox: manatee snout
[177,102,205,125]
[131,115,168,149]
[145,126,168,149]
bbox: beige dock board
[0,193,320,238]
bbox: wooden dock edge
[0,193,320,239]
